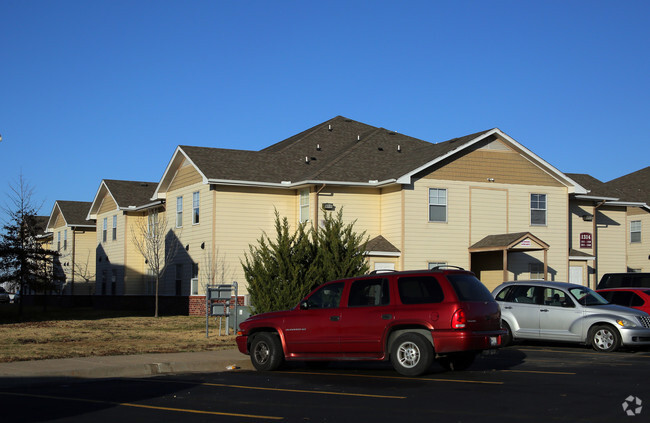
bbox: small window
[57,232,61,251]
[531,194,547,226]
[348,278,390,307]
[101,270,107,295]
[176,197,183,228]
[428,262,447,270]
[543,288,573,308]
[529,263,544,280]
[631,221,641,243]
[102,218,108,243]
[428,188,447,222]
[63,230,68,251]
[191,278,199,296]
[192,191,200,225]
[398,276,444,304]
[112,215,117,241]
[148,210,159,237]
[495,286,513,301]
[300,189,309,223]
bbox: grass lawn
[0,304,237,363]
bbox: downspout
[592,200,606,290]
[71,227,76,295]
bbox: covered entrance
[469,232,549,290]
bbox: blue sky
[1,0,648,220]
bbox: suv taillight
[451,309,466,329]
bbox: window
[398,276,444,304]
[542,288,573,307]
[102,218,108,242]
[111,269,117,295]
[530,194,547,225]
[529,263,544,280]
[112,215,117,241]
[63,230,67,250]
[305,282,344,309]
[148,210,159,237]
[631,220,641,243]
[192,191,200,225]
[300,189,309,223]
[101,270,107,295]
[176,196,183,228]
[348,278,390,307]
[428,188,447,222]
[428,262,447,270]
[57,232,61,251]
[175,264,183,296]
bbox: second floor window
[300,189,309,223]
[192,191,200,225]
[531,194,547,226]
[112,215,117,241]
[176,196,183,228]
[148,210,159,237]
[429,188,447,222]
[631,220,642,243]
[64,229,67,250]
[102,218,108,242]
[57,232,61,251]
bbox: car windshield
[569,286,609,306]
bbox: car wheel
[501,320,513,347]
[438,351,477,371]
[390,333,433,376]
[250,332,284,371]
[589,325,620,352]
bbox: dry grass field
[0,306,237,363]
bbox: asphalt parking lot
[2,344,649,422]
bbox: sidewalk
[0,349,253,386]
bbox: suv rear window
[398,276,444,304]
[447,274,494,302]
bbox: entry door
[569,266,583,285]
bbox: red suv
[236,267,504,376]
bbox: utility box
[229,306,252,331]
[205,282,238,337]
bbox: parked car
[597,272,650,290]
[597,288,650,315]
[236,267,505,376]
[492,281,650,352]
[0,287,9,304]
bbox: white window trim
[192,191,200,225]
[530,193,547,226]
[299,189,310,223]
[428,188,447,223]
[631,220,642,243]
[176,196,183,228]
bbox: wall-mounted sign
[519,239,532,247]
[580,232,592,248]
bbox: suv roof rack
[430,265,465,271]
[367,269,397,275]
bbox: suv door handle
[504,306,512,309]
[540,309,549,312]
[382,314,393,320]
[330,315,340,321]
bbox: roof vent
[316,144,321,151]
[140,183,148,186]
[328,124,332,131]
[305,156,310,164]
[378,147,384,151]
[388,132,396,135]
[397,145,401,153]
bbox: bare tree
[201,246,233,293]
[130,208,178,317]
[72,250,95,295]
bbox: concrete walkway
[0,349,253,386]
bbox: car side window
[495,286,512,301]
[631,293,645,307]
[398,276,444,304]
[306,282,345,309]
[611,291,634,307]
[348,278,390,307]
[543,288,574,308]
[509,285,541,304]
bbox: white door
[569,266,583,285]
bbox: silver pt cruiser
[492,281,650,352]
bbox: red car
[597,288,650,315]
[236,268,505,376]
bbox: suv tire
[390,333,433,376]
[250,332,284,371]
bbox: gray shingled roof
[56,201,94,226]
[565,173,622,199]
[103,180,158,208]
[604,166,650,204]
[180,116,495,185]
[366,235,400,253]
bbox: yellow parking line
[0,391,283,420]
[148,379,405,399]
[501,369,575,375]
[279,370,504,385]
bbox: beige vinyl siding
[569,201,596,255]
[315,186,381,236]
[98,196,117,215]
[71,229,97,294]
[168,159,203,192]
[470,187,507,244]
[627,210,650,272]
[123,213,149,295]
[422,143,565,187]
[595,206,627,276]
[380,185,403,268]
